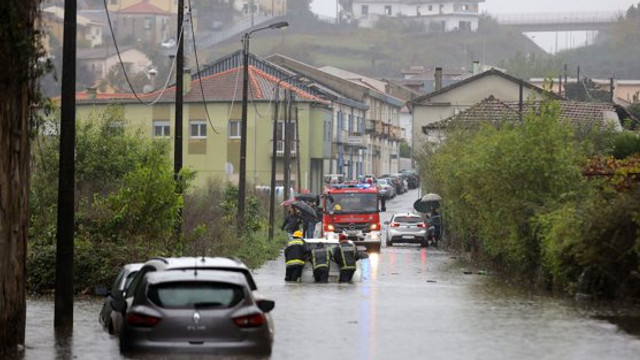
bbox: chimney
[86,87,97,100]
[435,67,443,91]
[183,68,191,95]
[610,77,615,102]
[472,60,480,75]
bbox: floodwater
[16,189,640,359]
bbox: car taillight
[370,223,379,231]
[127,313,161,327]
[233,313,266,328]
[327,224,335,231]
[417,223,426,228]
[390,222,400,227]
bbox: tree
[0,0,43,354]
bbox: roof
[76,65,328,105]
[409,68,560,105]
[422,96,638,132]
[118,2,170,15]
[319,65,405,107]
[43,6,103,27]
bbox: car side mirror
[257,300,275,313]
[110,291,127,313]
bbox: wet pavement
[18,189,640,359]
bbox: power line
[102,0,182,106]
[186,0,219,134]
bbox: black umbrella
[413,198,440,213]
[295,193,318,203]
[291,200,318,220]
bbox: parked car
[376,178,395,199]
[385,213,428,247]
[160,39,175,49]
[109,257,269,337]
[362,174,377,184]
[401,170,420,189]
[99,263,143,335]
[380,173,406,194]
[119,269,274,355]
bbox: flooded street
[20,189,640,359]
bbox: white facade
[351,0,483,32]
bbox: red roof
[75,66,327,104]
[119,2,170,15]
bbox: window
[153,120,170,138]
[428,5,432,11]
[190,120,207,139]
[348,114,353,133]
[361,5,368,15]
[228,120,241,139]
[276,121,297,154]
[384,5,392,15]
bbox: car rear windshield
[394,216,422,224]
[148,281,244,309]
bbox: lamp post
[238,21,289,230]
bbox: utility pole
[268,87,281,241]
[283,90,292,201]
[250,0,255,26]
[295,106,301,193]
[174,0,185,234]
[55,0,77,330]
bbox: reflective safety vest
[285,239,307,267]
[334,242,357,270]
[311,247,331,270]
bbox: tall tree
[0,0,42,354]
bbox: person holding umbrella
[281,206,301,236]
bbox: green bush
[28,107,284,294]
[420,98,640,298]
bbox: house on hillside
[408,68,557,144]
[268,54,406,178]
[75,51,332,193]
[422,95,639,140]
[77,46,152,80]
[107,0,174,44]
[348,0,484,32]
[41,6,105,50]
[530,78,640,107]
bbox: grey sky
[311,0,638,17]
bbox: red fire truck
[321,182,382,252]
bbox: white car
[160,39,176,48]
[376,178,395,199]
[385,213,428,247]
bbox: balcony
[274,141,297,157]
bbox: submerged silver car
[119,269,274,355]
[385,213,428,247]
[99,263,143,335]
[109,257,268,337]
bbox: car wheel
[386,240,393,247]
[420,240,427,248]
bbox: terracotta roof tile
[119,2,169,15]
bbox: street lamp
[238,21,289,230]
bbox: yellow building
[76,53,332,193]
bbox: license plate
[402,235,413,239]
[346,230,359,235]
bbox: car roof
[144,269,248,286]
[123,263,144,272]
[143,257,249,270]
[393,213,422,218]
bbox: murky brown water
[15,189,640,359]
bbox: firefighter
[310,242,332,283]
[332,234,366,283]
[284,230,308,282]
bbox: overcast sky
[311,0,638,17]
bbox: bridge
[494,12,620,32]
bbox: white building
[350,0,484,32]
